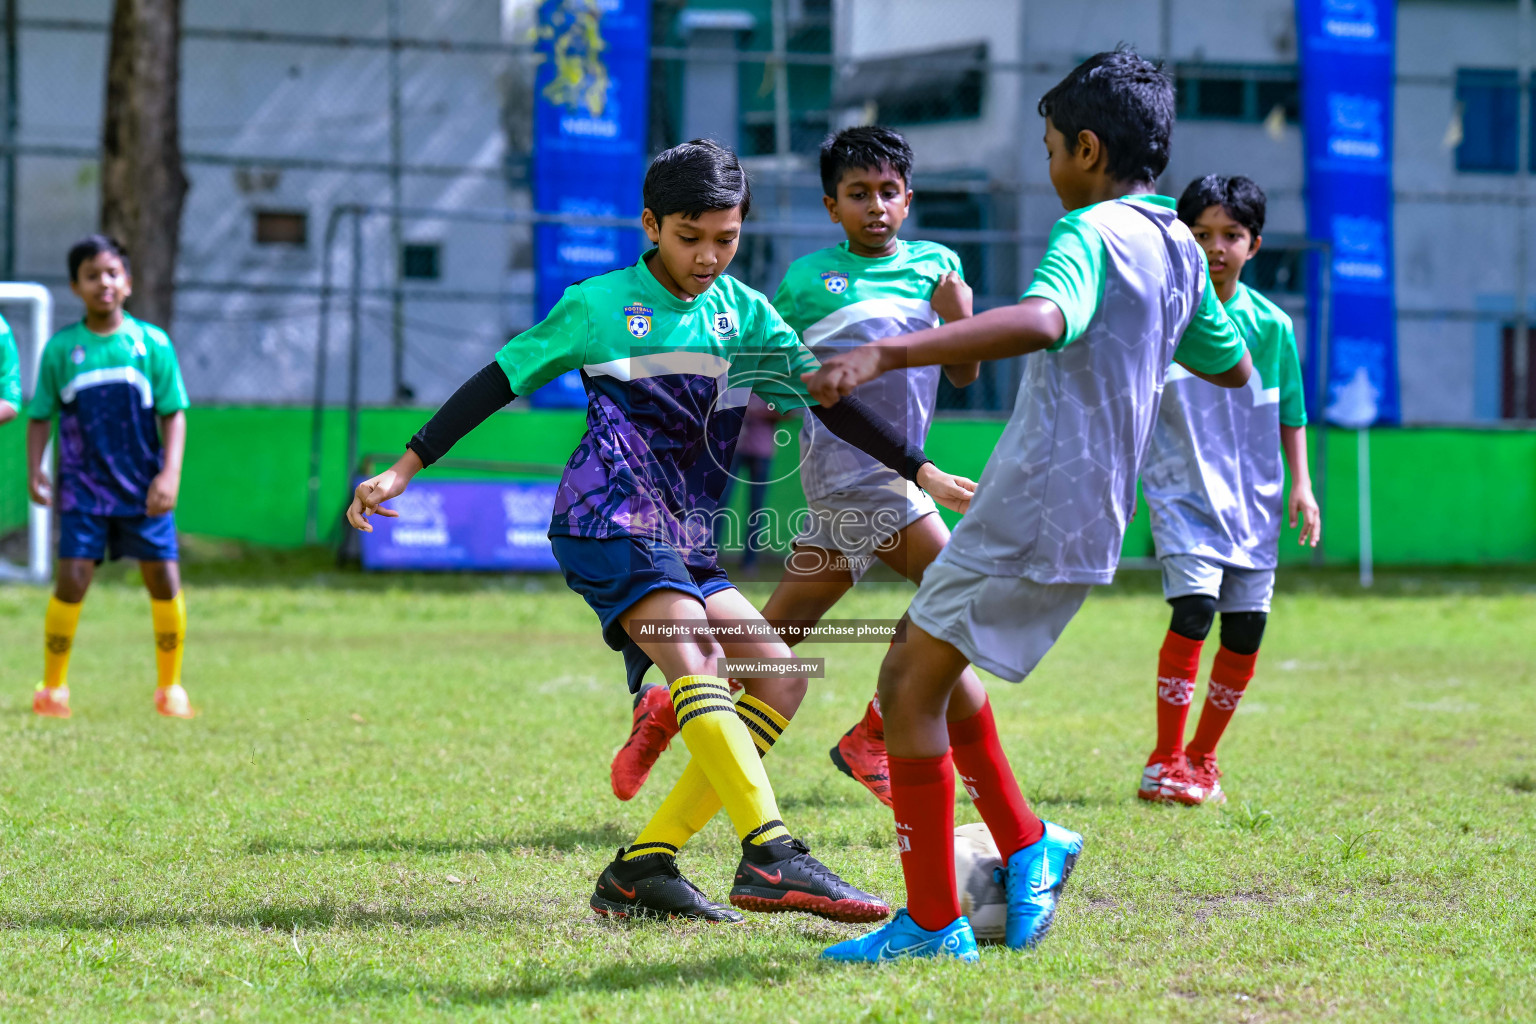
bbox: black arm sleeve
[810,395,931,482]
[406,362,516,468]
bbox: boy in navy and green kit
[349,140,975,925]
[809,49,1252,962]
[1137,175,1320,806]
[610,125,984,808]
[27,235,192,720]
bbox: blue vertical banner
[528,0,650,408]
[1297,0,1400,426]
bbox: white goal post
[0,282,52,584]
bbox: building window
[833,42,987,127]
[1500,325,1535,418]
[1455,69,1519,174]
[253,210,307,246]
[1174,64,1299,124]
[1243,247,1306,295]
[402,243,442,281]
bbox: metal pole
[3,0,17,279]
[1516,0,1532,417]
[1357,427,1373,587]
[388,0,406,403]
[771,0,790,273]
[305,205,349,545]
[346,211,364,493]
[1312,240,1330,568]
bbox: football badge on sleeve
[624,304,653,339]
[821,271,849,295]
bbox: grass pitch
[0,550,1532,1023]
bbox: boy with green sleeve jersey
[1138,175,1321,807]
[609,126,984,810]
[27,235,192,720]
[0,312,20,422]
[349,140,975,925]
[810,49,1252,963]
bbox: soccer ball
[954,821,1007,941]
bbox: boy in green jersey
[1138,175,1320,807]
[349,140,975,924]
[27,235,192,720]
[0,312,19,423]
[610,126,985,810]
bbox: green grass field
[1,551,1533,1023]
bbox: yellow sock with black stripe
[43,596,83,689]
[624,694,789,861]
[150,592,186,688]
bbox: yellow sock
[625,694,790,860]
[661,676,788,846]
[150,592,186,688]
[43,596,83,689]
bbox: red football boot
[610,684,680,801]
[829,715,893,808]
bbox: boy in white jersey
[609,126,980,807]
[1137,175,1320,807]
[809,49,1253,962]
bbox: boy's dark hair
[68,234,131,281]
[643,139,752,222]
[1037,46,1174,185]
[819,125,914,197]
[1176,174,1267,237]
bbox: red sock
[948,700,1044,857]
[889,752,960,932]
[860,693,883,740]
[1186,646,1257,760]
[1152,630,1203,761]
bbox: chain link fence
[0,0,1532,425]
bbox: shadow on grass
[7,899,544,932]
[321,951,806,1005]
[246,823,629,856]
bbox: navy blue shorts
[59,511,179,563]
[551,534,735,658]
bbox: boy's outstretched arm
[347,363,513,531]
[1282,424,1321,547]
[807,394,975,514]
[0,401,15,425]
[930,271,980,388]
[1180,349,1252,390]
[803,298,1065,406]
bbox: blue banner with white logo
[1297,0,1399,426]
[528,0,650,408]
[359,479,560,571]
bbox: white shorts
[907,551,1091,683]
[794,473,937,583]
[1160,553,1275,613]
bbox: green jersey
[27,316,188,516]
[772,239,962,501]
[493,252,819,552]
[1143,281,1307,568]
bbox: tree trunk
[100,0,186,330]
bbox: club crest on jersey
[70,345,85,365]
[821,271,849,295]
[624,304,653,339]
[711,309,738,339]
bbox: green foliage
[0,558,1533,1022]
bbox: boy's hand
[916,463,976,515]
[28,468,50,507]
[802,345,890,406]
[348,468,409,532]
[930,271,973,323]
[146,471,180,516]
[1289,482,1321,547]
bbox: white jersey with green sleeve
[1142,281,1307,569]
[771,239,962,502]
[0,313,18,411]
[492,252,818,557]
[941,194,1246,585]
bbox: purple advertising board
[359,479,560,572]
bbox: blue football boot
[1000,821,1084,949]
[821,908,980,963]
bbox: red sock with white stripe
[1185,646,1257,760]
[1152,630,1202,762]
[888,752,960,932]
[948,699,1043,857]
